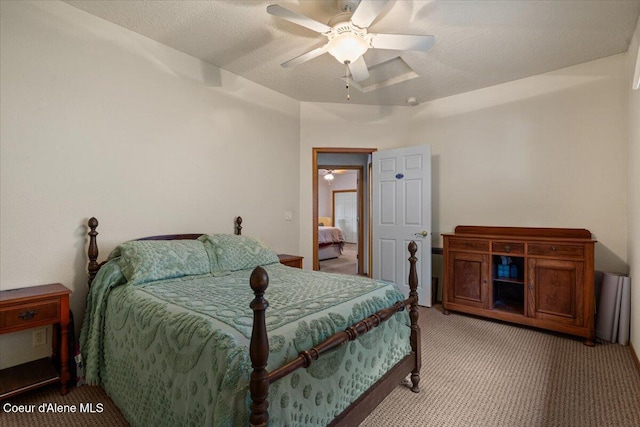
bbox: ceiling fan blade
[348,56,370,82]
[267,4,331,34]
[281,44,328,68]
[351,0,390,29]
[370,33,435,51]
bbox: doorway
[312,148,376,275]
[318,173,360,275]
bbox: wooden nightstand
[278,254,304,269]
[0,283,72,399]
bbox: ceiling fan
[319,169,356,183]
[267,0,435,83]
[319,169,336,179]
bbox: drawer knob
[504,245,511,253]
[18,309,38,320]
[551,246,557,252]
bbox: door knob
[414,231,428,238]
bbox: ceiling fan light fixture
[327,32,369,64]
[324,172,335,181]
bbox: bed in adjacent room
[318,218,346,261]
[80,217,421,427]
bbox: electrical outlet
[32,328,46,346]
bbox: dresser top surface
[443,226,595,242]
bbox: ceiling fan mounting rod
[337,0,361,13]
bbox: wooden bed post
[249,266,270,427]
[408,241,421,393]
[88,217,100,288]
[235,216,243,235]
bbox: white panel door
[334,191,357,243]
[373,145,431,305]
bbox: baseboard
[631,341,640,374]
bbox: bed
[81,216,421,426]
[318,226,346,261]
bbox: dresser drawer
[492,242,524,254]
[447,239,490,252]
[527,243,584,259]
[0,299,60,331]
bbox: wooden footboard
[86,217,421,426]
[248,241,421,426]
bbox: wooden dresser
[0,283,72,398]
[442,226,596,345]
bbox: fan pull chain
[345,62,350,101]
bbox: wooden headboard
[87,216,243,287]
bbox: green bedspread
[80,260,411,426]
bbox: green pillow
[118,240,210,285]
[201,234,279,272]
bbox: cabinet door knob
[551,246,557,252]
[18,309,38,320]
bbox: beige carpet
[319,243,358,275]
[1,382,127,426]
[4,306,640,427]
[362,306,640,427]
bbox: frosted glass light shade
[327,33,369,64]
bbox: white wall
[331,173,358,192]
[318,175,331,218]
[627,15,640,360]
[2,0,635,369]
[300,55,629,276]
[318,172,358,219]
[300,104,412,265]
[409,55,628,273]
[0,1,300,368]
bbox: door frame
[312,147,377,273]
[318,166,364,274]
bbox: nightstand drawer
[0,283,72,398]
[0,299,60,332]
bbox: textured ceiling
[64,0,640,106]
